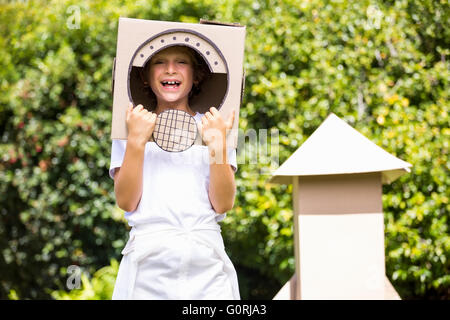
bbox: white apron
[112,222,240,300]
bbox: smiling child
[109,45,240,300]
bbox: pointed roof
[270,113,412,185]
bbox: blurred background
[0,0,448,300]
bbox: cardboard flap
[270,113,412,184]
[111,57,116,95]
[240,69,246,105]
[199,19,243,27]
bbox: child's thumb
[196,121,203,136]
[225,110,235,130]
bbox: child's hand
[126,102,157,146]
[199,107,235,151]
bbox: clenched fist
[126,102,157,147]
[199,107,234,145]
[199,107,234,162]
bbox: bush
[0,0,448,299]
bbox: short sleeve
[215,213,227,222]
[109,139,127,179]
[228,148,237,172]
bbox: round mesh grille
[152,109,198,152]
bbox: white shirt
[109,112,241,300]
[108,112,237,228]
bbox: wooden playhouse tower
[271,113,411,300]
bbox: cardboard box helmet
[129,29,228,112]
[111,18,246,148]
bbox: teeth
[162,81,180,85]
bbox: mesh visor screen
[153,109,198,152]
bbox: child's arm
[200,107,236,214]
[114,103,156,212]
[209,151,236,214]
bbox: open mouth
[161,80,181,88]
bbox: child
[109,45,240,299]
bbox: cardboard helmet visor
[128,29,229,113]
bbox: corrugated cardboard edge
[199,19,244,27]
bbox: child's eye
[151,58,164,64]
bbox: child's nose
[166,61,176,74]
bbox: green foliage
[0,0,130,299]
[223,0,448,300]
[0,0,448,299]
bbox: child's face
[148,46,196,108]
